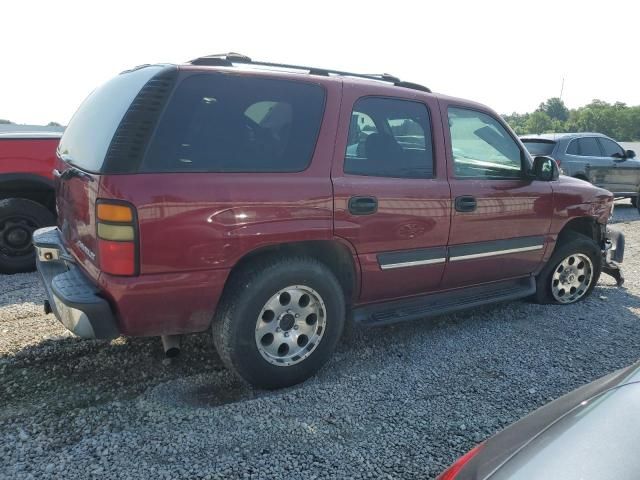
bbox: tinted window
[522,140,556,156]
[143,74,325,172]
[599,138,624,157]
[566,139,579,155]
[448,107,522,179]
[59,66,166,172]
[344,97,433,178]
[577,137,602,157]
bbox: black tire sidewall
[535,234,601,305]
[0,198,55,274]
[217,259,345,389]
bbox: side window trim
[447,105,527,180]
[343,95,435,179]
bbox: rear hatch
[55,65,177,280]
[521,138,557,159]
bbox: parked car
[0,132,59,273]
[34,54,625,389]
[520,133,640,209]
[438,360,640,479]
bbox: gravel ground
[1,202,639,479]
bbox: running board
[353,276,536,327]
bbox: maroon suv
[34,54,625,389]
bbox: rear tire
[0,198,55,274]
[212,257,346,389]
[534,231,601,305]
[631,196,638,210]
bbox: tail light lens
[437,444,483,480]
[96,201,138,276]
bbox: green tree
[526,111,553,134]
[504,97,640,141]
[503,112,529,135]
[47,121,62,127]
[0,119,13,124]
[537,97,569,122]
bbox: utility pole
[559,77,565,100]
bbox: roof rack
[187,53,431,93]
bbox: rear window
[521,140,556,156]
[58,66,167,172]
[142,74,326,173]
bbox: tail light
[437,444,483,480]
[96,201,138,276]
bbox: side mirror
[626,149,636,159]
[531,156,559,181]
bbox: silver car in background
[521,133,640,209]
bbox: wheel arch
[226,239,360,305]
[0,174,56,214]
[557,216,601,245]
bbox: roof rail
[187,53,431,93]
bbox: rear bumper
[33,227,119,339]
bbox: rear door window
[143,74,325,172]
[577,137,602,157]
[344,97,433,178]
[566,140,579,155]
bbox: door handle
[455,195,477,213]
[348,196,378,215]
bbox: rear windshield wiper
[53,166,94,182]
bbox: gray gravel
[2,202,640,479]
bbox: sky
[2,0,639,125]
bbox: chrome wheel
[255,285,326,366]
[551,253,594,304]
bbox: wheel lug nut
[295,313,300,318]
[276,327,281,332]
[284,332,289,337]
[294,325,299,330]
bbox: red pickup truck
[33,55,625,389]
[0,132,59,273]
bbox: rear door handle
[455,195,477,212]
[348,196,378,215]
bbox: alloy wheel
[551,253,594,304]
[255,285,326,366]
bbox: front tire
[212,257,346,389]
[534,231,601,305]
[0,198,55,274]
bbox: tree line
[503,98,640,141]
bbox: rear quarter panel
[99,79,341,274]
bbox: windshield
[58,65,167,172]
[522,140,556,156]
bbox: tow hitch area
[602,228,625,287]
